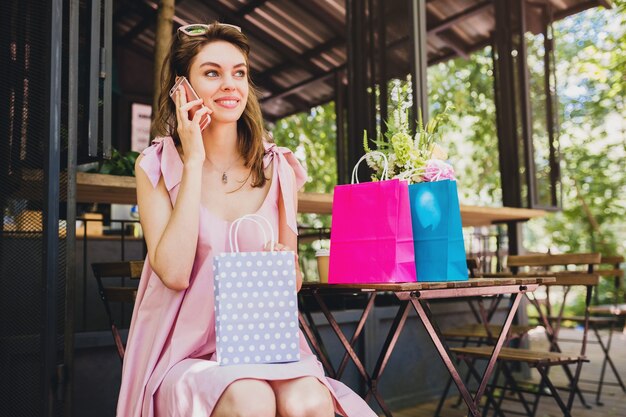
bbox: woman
[117,22,376,417]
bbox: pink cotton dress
[116,136,376,417]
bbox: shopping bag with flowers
[363,106,468,282]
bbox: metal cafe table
[298,277,555,417]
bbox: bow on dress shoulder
[263,141,307,236]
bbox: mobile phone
[169,76,210,130]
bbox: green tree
[428,48,501,205]
[269,103,337,279]
[525,3,626,311]
[527,3,626,259]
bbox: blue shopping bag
[408,180,468,282]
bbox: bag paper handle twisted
[229,214,276,253]
[351,151,389,184]
[394,166,425,182]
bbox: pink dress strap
[138,137,183,191]
[263,141,307,236]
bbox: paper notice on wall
[131,103,152,152]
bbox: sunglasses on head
[178,23,242,36]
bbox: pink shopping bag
[328,153,417,284]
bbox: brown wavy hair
[151,22,270,188]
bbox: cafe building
[1,0,622,416]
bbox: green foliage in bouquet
[363,105,454,182]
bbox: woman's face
[188,40,249,124]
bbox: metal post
[102,0,113,158]
[517,0,536,208]
[345,0,369,183]
[43,0,63,413]
[335,71,347,184]
[63,0,79,414]
[409,0,429,126]
[88,0,102,157]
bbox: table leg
[408,290,524,417]
[336,293,377,379]
[298,311,336,378]
[312,293,392,415]
[371,301,410,379]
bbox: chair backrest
[598,255,624,278]
[597,255,625,305]
[92,260,144,280]
[466,257,481,278]
[507,253,602,358]
[507,253,601,269]
[91,260,144,361]
[506,253,601,286]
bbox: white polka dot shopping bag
[213,214,300,366]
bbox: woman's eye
[235,70,246,77]
[205,70,218,77]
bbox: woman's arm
[137,89,210,291]
[277,167,303,292]
[136,154,204,290]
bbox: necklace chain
[206,155,241,185]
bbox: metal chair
[451,253,601,417]
[91,260,144,361]
[434,257,537,417]
[528,254,625,404]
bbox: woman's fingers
[192,105,211,125]
[180,98,203,112]
[178,85,188,106]
[174,90,182,127]
[263,242,290,252]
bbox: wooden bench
[451,346,589,366]
[443,324,536,340]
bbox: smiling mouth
[214,99,240,109]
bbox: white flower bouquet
[363,105,455,183]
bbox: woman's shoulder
[136,136,183,190]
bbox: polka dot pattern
[214,251,300,366]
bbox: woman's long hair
[151,23,269,188]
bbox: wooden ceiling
[113,0,610,121]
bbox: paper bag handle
[395,166,425,182]
[228,214,276,253]
[351,151,389,184]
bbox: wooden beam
[554,0,605,20]
[117,11,156,43]
[291,0,345,36]
[205,1,328,76]
[235,0,271,17]
[254,36,344,87]
[427,1,492,34]
[436,30,470,59]
[260,70,338,103]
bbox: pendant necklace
[208,155,241,185]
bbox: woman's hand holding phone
[173,79,211,164]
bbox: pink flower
[422,159,456,182]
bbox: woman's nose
[221,75,235,90]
